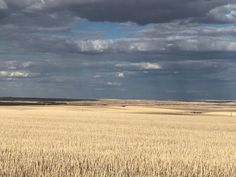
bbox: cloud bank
[0,0,236,99]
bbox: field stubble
[0,105,236,177]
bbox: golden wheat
[0,105,235,177]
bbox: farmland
[0,100,236,177]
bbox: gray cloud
[208,4,236,23]
[0,0,7,9]
[1,0,236,56]
[6,31,235,55]
[1,0,236,99]
[0,0,234,24]
[34,35,236,54]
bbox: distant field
[0,101,236,177]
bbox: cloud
[116,72,125,78]
[140,21,236,38]
[138,22,236,52]
[116,62,161,70]
[22,61,34,68]
[35,35,236,54]
[75,39,163,53]
[106,81,121,86]
[0,0,233,24]
[208,4,236,23]
[78,40,114,53]
[1,1,236,56]
[1,0,236,99]
[52,0,231,24]
[6,18,234,55]
[0,0,7,9]
[0,71,30,78]
[0,61,34,70]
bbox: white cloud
[94,74,101,78]
[136,62,161,70]
[116,72,125,78]
[0,71,30,78]
[77,40,113,53]
[73,38,167,53]
[116,62,161,70]
[106,82,121,86]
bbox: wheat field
[0,103,236,177]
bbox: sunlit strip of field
[0,105,236,177]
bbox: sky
[0,0,236,100]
